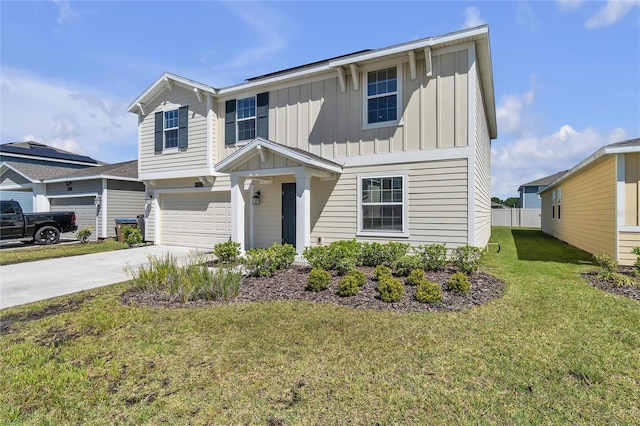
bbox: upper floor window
[366,66,398,126]
[237,97,256,142]
[154,106,188,154]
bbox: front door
[282,183,296,247]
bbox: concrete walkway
[0,245,203,310]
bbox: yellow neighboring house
[540,138,640,266]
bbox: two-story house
[128,25,497,255]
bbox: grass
[0,240,128,265]
[0,227,639,424]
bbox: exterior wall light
[252,191,261,206]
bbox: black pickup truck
[0,200,78,245]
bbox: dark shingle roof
[0,141,100,164]
[49,160,138,180]
[518,170,568,191]
[606,138,640,149]
[2,161,85,181]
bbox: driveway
[0,245,201,310]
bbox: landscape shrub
[376,276,404,302]
[75,225,94,243]
[633,247,640,275]
[360,242,388,267]
[415,279,442,303]
[307,268,331,292]
[611,272,634,288]
[337,274,360,297]
[593,253,618,280]
[392,255,421,277]
[415,243,448,271]
[244,243,296,277]
[374,265,392,281]
[213,240,241,264]
[346,269,367,287]
[335,257,357,275]
[405,269,426,287]
[450,245,484,274]
[303,245,333,270]
[386,242,411,265]
[122,225,144,247]
[446,272,471,294]
[304,240,362,271]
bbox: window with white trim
[360,176,405,232]
[163,109,179,149]
[557,187,562,220]
[366,66,398,126]
[237,96,256,142]
[552,190,556,219]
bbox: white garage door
[50,197,96,236]
[160,192,231,248]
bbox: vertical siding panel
[288,86,300,149]
[276,88,288,144]
[439,52,456,148]
[405,59,422,152]
[456,50,469,147]
[322,78,337,158]
[625,153,639,226]
[423,62,438,150]
[309,81,324,156]
[348,82,361,156]
[335,82,348,158]
[298,84,311,153]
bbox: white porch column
[230,174,246,251]
[295,169,311,255]
[32,183,49,211]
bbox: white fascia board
[139,168,226,181]
[0,152,99,167]
[539,147,608,194]
[217,66,333,96]
[605,145,640,155]
[47,192,99,199]
[43,175,142,184]
[128,72,218,113]
[329,145,473,168]
[0,162,38,183]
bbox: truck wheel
[35,226,61,245]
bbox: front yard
[1,227,639,424]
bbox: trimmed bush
[405,269,425,287]
[374,264,392,281]
[303,245,333,270]
[376,276,404,302]
[415,243,447,271]
[446,272,471,294]
[244,243,296,278]
[337,274,360,297]
[450,245,484,274]
[360,242,388,267]
[346,269,367,287]
[336,257,357,275]
[415,279,442,303]
[307,268,331,291]
[122,225,143,247]
[213,240,241,264]
[75,225,94,243]
[303,240,361,271]
[392,255,421,277]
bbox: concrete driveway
[0,245,203,310]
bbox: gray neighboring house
[0,141,101,212]
[518,171,567,209]
[0,160,145,240]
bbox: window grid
[366,67,398,125]
[361,176,404,231]
[237,97,256,141]
[164,109,179,149]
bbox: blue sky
[1,1,638,199]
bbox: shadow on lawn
[511,229,594,265]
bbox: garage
[50,196,96,236]
[160,192,231,248]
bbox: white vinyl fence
[492,208,541,228]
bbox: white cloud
[53,0,78,24]
[556,0,586,10]
[586,0,640,28]
[496,76,536,135]
[462,6,485,29]
[517,2,537,29]
[0,67,138,164]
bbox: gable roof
[215,138,342,175]
[1,160,139,184]
[539,137,640,194]
[0,141,100,165]
[518,170,568,192]
[128,26,496,138]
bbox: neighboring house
[128,25,497,255]
[0,141,100,212]
[0,160,145,240]
[518,170,567,209]
[540,138,640,266]
[491,202,508,209]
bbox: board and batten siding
[305,159,469,247]
[473,66,491,247]
[220,47,470,162]
[541,156,617,258]
[139,85,213,175]
[106,181,145,238]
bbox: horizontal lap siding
[542,157,616,258]
[618,232,640,266]
[221,48,470,162]
[310,159,468,247]
[473,66,491,247]
[139,86,210,174]
[46,180,100,196]
[106,181,145,238]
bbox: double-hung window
[237,96,256,142]
[366,66,399,126]
[358,175,407,236]
[163,109,179,149]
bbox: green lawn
[1,227,638,425]
[0,240,127,265]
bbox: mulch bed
[120,265,506,313]
[582,268,640,301]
